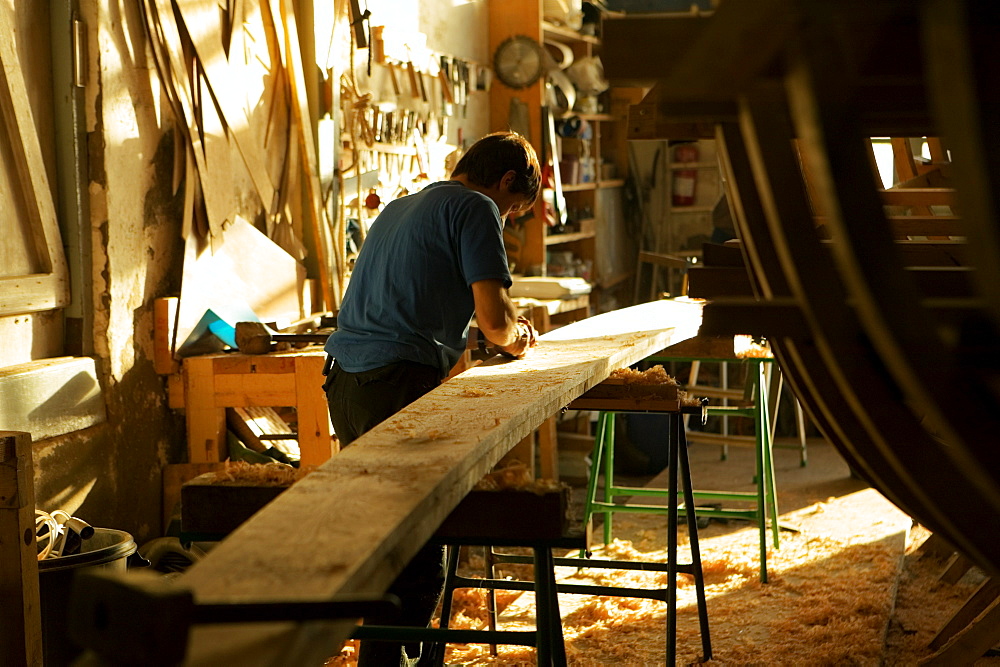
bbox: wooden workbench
[176,299,702,665]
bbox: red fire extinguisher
[672,143,699,207]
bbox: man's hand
[498,316,538,359]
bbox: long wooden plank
[177,299,702,665]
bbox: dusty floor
[329,436,997,666]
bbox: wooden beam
[879,188,956,208]
[0,431,42,666]
[177,299,702,665]
[923,595,1000,666]
[699,297,810,338]
[929,577,1000,651]
[602,5,794,99]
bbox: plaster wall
[17,0,187,545]
[12,0,491,546]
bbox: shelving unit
[658,138,722,297]
[489,3,642,314]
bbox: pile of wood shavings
[208,460,313,486]
[473,461,563,494]
[425,509,903,666]
[609,365,703,407]
[609,364,678,385]
[733,335,771,359]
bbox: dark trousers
[324,359,445,666]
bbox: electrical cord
[34,509,94,560]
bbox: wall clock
[493,35,545,89]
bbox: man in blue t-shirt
[322,131,541,666]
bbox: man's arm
[471,279,537,358]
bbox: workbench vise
[68,570,400,665]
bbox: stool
[433,533,581,665]
[584,357,779,582]
[354,487,580,666]
[567,396,712,664]
[401,406,711,665]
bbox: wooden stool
[365,398,713,666]
[169,350,335,467]
[356,489,580,666]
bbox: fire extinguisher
[672,143,699,207]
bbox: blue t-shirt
[325,181,512,377]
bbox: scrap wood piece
[142,0,232,240]
[177,299,702,665]
[0,432,42,666]
[266,0,338,311]
[174,0,282,210]
[922,595,1000,666]
[144,0,285,244]
[174,215,306,354]
[0,4,70,316]
[226,406,298,458]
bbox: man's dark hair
[451,131,541,206]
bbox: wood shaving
[609,364,678,386]
[609,364,703,407]
[459,388,495,397]
[208,460,313,486]
[473,461,563,494]
[734,335,772,358]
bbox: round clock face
[493,35,544,89]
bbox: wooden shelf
[554,111,615,122]
[558,179,625,192]
[545,230,596,245]
[493,4,638,307]
[543,21,600,44]
[670,205,714,213]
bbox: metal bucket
[37,527,137,666]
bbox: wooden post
[0,431,42,666]
[536,417,560,480]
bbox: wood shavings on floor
[323,444,997,666]
[435,494,906,666]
